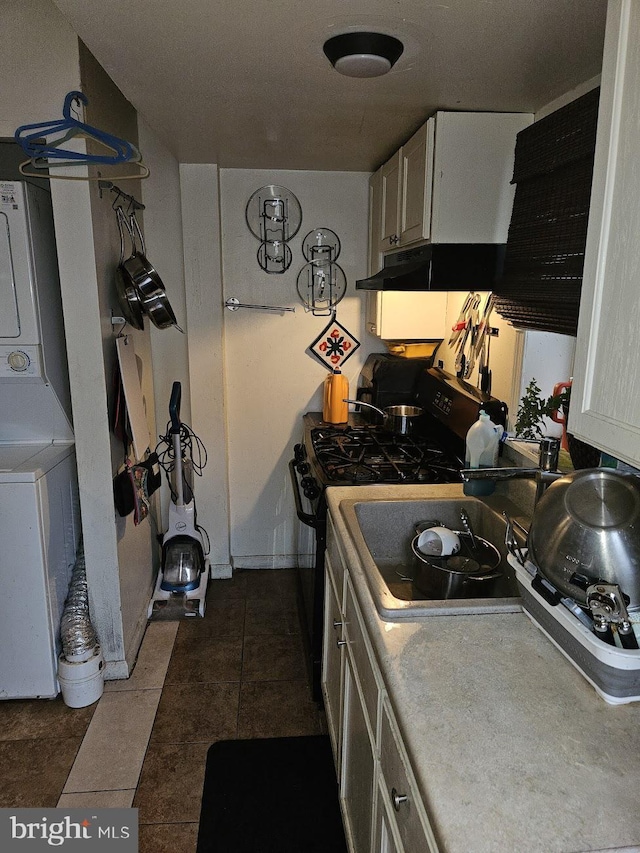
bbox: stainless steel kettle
[528,468,640,611]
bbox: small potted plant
[515,379,568,440]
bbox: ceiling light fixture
[323,32,404,78]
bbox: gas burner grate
[309,426,462,486]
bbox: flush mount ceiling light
[323,32,404,78]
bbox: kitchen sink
[339,496,527,619]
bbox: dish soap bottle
[463,410,501,496]
[323,370,349,424]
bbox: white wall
[219,169,380,566]
[180,164,232,576]
[0,0,80,137]
[138,119,190,528]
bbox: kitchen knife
[448,291,476,347]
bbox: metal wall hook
[99,180,145,211]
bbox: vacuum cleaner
[148,382,209,619]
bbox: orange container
[323,370,349,424]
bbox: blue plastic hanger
[15,91,136,166]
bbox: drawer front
[344,575,380,741]
[326,513,346,594]
[380,700,438,853]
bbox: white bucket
[58,646,104,708]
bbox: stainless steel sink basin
[339,496,527,619]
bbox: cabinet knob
[389,235,399,245]
[336,639,347,648]
[332,619,343,630]
[391,787,408,812]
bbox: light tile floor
[0,569,324,853]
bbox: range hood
[356,244,506,291]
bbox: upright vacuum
[149,382,209,618]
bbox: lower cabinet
[379,699,439,853]
[323,547,438,853]
[341,653,376,853]
[322,557,344,763]
[373,776,401,853]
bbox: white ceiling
[52,0,608,172]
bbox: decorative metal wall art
[245,185,302,273]
[296,227,346,315]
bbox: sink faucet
[461,437,564,504]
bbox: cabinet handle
[332,619,343,630]
[391,787,408,812]
[336,639,347,648]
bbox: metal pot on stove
[343,399,423,435]
[528,468,640,611]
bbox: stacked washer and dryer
[0,178,80,699]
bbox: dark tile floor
[135,569,323,852]
[0,569,323,853]
[0,687,96,809]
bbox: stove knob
[296,461,310,475]
[302,477,321,500]
[293,443,307,463]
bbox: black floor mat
[196,735,348,853]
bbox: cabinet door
[344,575,380,741]
[430,111,531,243]
[368,167,384,276]
[400,120,435,246]
[379,700,439,853]
[322,563,344,769]
[373,776,401,853]
[380,150,402,251]
[341,654,376,853]
[570,0,640,468]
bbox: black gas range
[289,366,507,702]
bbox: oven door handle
[289,459,320,529]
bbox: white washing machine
[0,443,78,698]
[0,180,79,699]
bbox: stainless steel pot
[528,468,640,611]
[119,212,183,331]
[411,531,502,599]
[345,400,423,435]
[115,209,145,330]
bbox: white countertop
[327,483,640,853]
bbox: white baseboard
[231,555,299,570]
[210,562,233,579]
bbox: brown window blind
[493,87,600,335]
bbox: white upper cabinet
[380,151,402,250]
[368,167,383,277]
[570,0,640,468]
[400,120,435,246]
[370,111,532,257]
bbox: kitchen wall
[219,169,381,566]
[137,119,191,528]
